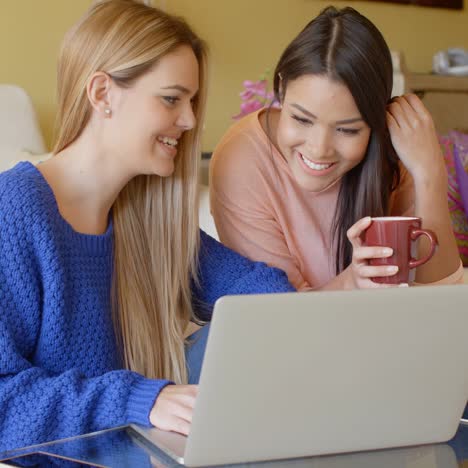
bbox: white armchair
[0,84,46,172]
[199,184,218,240]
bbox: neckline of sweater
[19,161,113,255]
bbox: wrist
[411,164,448,191]
[341,266,355,291]
[128,378,173,427]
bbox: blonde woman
[0,0,293,452]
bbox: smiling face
[274,74,371,192]
[108,45,199,177]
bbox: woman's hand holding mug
[361,216,438,284]
[345,215,438,288]
[345,216,399,289]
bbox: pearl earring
[104,108,112,116]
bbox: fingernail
[382,248,393,256]
[386,266,398,273]
[398,283,409,288]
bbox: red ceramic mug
[362,216,438,284]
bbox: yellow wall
[1,0,468,151]
[0,1,91,149]
[167,0,468,151]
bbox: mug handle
[408,228,438,269]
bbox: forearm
[386,94,461,283]
[0,367,169,452]
[195,231,295,310]
[413,170,461,283]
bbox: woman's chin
[292,169,341,193]
[147,160,175,178]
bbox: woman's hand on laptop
[150,384,198,435]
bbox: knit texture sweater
[0,162,294,452]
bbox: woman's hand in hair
[386,94,446,184]
[150,384,198,436]
[344,217,400,289]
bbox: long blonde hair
[53,0,208,383]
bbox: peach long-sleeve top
[210,109,463,291]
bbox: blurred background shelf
[394,51,468,134]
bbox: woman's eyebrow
[335,117,364,124]
[161,84,191,94]
[291,103,316,118]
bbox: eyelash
[291,114,361,135]
[163,96,180,105]
[337,128,361,135]
[292,114,311,125]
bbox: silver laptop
[131,285,468,467]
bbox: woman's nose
[177,103,196,131]
[307,127,333,159]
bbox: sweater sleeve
[0,182,171,451]
[0,341,170,452]
[192,230,295,320]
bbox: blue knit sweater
[0,162,294,452]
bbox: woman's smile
[297,151,336,176]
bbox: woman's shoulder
[0,162,55,224]
[210,110,277,192]
[212,111,271,166]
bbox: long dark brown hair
[271,6,400,274]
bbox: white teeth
[301,155,332,171]
[158,136,178,147]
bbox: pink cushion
[440,132,468,266]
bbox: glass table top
[2,421,468,467]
